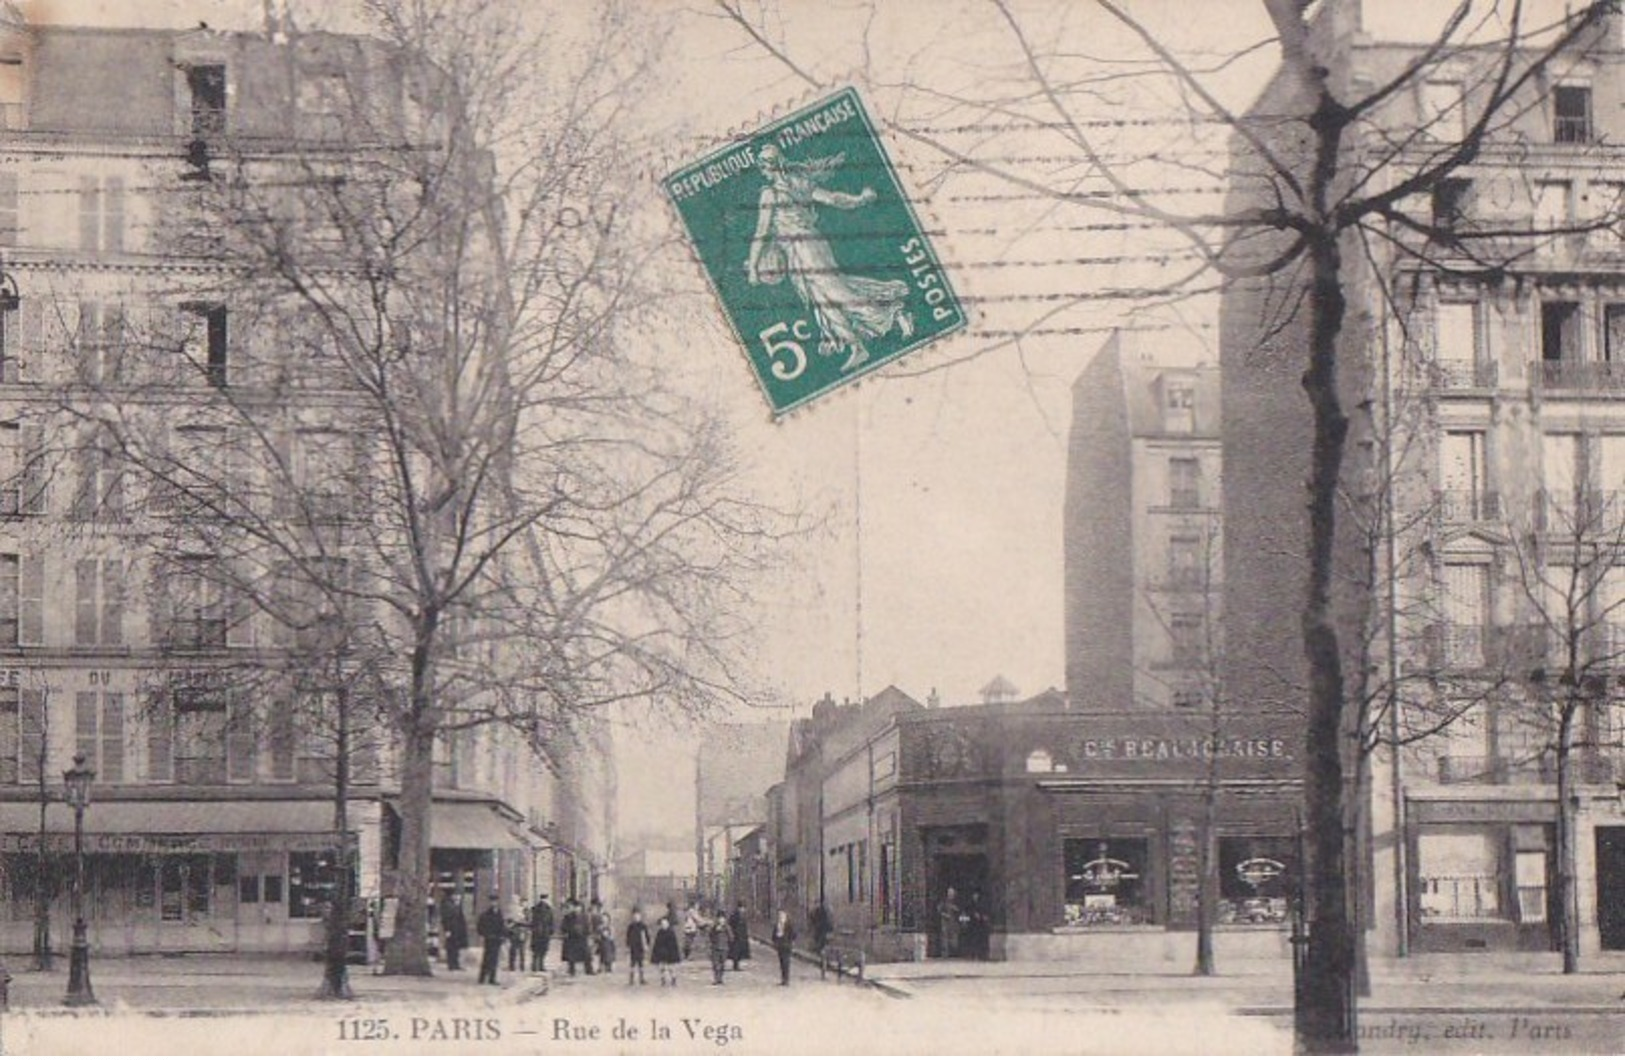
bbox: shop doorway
[929,852,988,958]
[1596,827,1625,950]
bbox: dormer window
[0,56,24,131]
[1555,85,1591,144]
[185,63,227,137]
[1162,375,1196,433]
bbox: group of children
[619,900,756,986]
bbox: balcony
[1437,489,1500,523]
[1431,360,1498,390]
[1437,753,1618,785]
[1532,359,1625,391]
[1535,489,1625,534]
[1420,623,1550,673]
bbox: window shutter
[103,177,125,254]
[11,298,38,383]
[269,700,295,780]
[75,690,97,763]
[102,558,124,646]
[146,695,172,782]
[20,419,45,514]
[18,688,43,783]
[74,558,97,646]
[101,693,124,783]
[225,575,254,648]
[19,553,43,645]
[226,694,255,782]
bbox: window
[0,420,45,515]
[172,689,226,785]
[1439,430,1491,521]
[77,176,125,253]
[1543,431,1584,529]
[878,841,893,924]
[1218,836,1295,925]
[1063,837,1150,926]
[75,691,124,783]
[1169,612,1204,665]
[163,425,231,519]
[0,688,45,784]
[1435,300,1479,375]
[292,430,360,521]
[297,70,348,137]
[186,64,227,138]
[1438,701,1490,781]
[1168,457,1202,509]
[1534,181,1574,247]
[1168,533,1204,588]
[1432,179,1472,233]
[0,553,44,646]
[74,558,125,647]
[0,57,25,131]
[71,426,125,520]
[268,700,295,781]
[1163,377,1196,433]
[0,172,17,244]
[1554,85,1592,143]
[1421,80,1466,140]
[178,303,228,386]
[1437,563,1489,669]
[161,558,226,650]
[289,850,351,919]
[1541,301,1582,363]
[76,302,126,384]
[1418,828,1506,922]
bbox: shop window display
[1218,836,1294,925]
[1063,838,1150,926]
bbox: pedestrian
[810,901,833,953]
[476,893,506,986]
[965,890,989,960]
[726,901,751,971]
[624,907,651,985]
[651,915,681,986]
[507,904,527,972]
[561,899,592,976]
[682,903,702,960]
[529,894,554,972]
[938,887,961,959]
[705,910,732,985]
[770,909,797,986]
[595,903,617,974]
[441,896,469,972]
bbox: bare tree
[718,1,1622,1048]
[1502,480,1625,972]
[49,0,788,981]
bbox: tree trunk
[1194,785,1217,976]
[1297,221,1358,1054]
[32,790,50,972]
[1555,700,1580,974]
[319,686,355,1000]
[383,708,437,976]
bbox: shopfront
[0,799,352,955]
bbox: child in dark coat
[651,916,682,986]
[624,908,652,985]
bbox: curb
[753,935,912,1000]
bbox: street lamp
[62,752,95,1007]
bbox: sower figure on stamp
[476,893,506,986]
[745,144,913,372]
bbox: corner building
[1224,2,1625,959]
[0,13,607,955]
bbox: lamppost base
[63,929,95,1007]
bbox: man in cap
[476,892,506,985]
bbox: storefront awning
[429,801,531,851]
[0,800,342,854]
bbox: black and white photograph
[0,0,1620,1054]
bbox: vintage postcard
[0,0,1621,1056]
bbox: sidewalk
[857,950,1625,1013]
[1,953,550,1016]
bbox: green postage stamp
[666,87,965,416]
